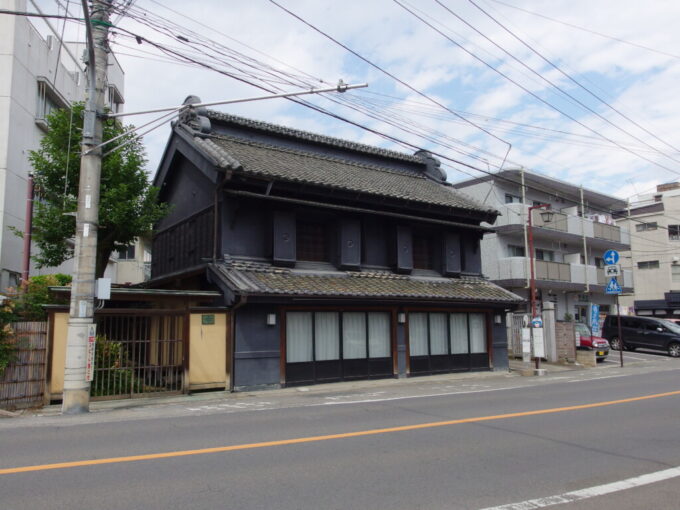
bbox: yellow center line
[2,389,680,476]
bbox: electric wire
[466,0,680,160]
[487,0,680,61]
[102,1,680,247]
[393,0,680,179]
[265,0,513,171]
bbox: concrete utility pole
[62,0,110,414]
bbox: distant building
[616,182,680,319]
[0,0,132,288]
[453,169,633,324]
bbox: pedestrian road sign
[603,249,620,265]
[605,277,622,295]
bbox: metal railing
[91,312,185,400]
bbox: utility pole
[62,0,110,414]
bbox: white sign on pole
[521,328,531,354]
[604,264,621,277]
[85,324,97,382]
[532,328,545,358]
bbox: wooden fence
[0,322,48,410]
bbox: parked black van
[601,315,680,357]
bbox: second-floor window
[636,222,658,232]
[638,260,659,270]
[672,265,680,283]
[505,193,522,204]
[117,245,136,260]
[669,225,680,241]
[413,234,433,270]
[297,221,327,262]
[508,245,525,257]
[535,249,555,262]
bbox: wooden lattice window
[297,221,327,262]
[413,234,432,270]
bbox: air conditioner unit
[673,256,679,264]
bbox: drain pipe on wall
[21,172,35,288]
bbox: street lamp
[528,203,553,372]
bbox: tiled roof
[210,259,524,304]
[206,110,424,164]
[192,134,493,213]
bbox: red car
[575,322,610,361]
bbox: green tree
[27,103,168,277]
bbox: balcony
[493,204,630,248]
[593,222,621,242]
[489,257,633,290]
[535,260,570,281]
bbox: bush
[0,301,17,376]
[90,336,142,397]
[9,274,71,321]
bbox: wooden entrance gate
[91,312,186,399]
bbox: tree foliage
[28,103,168,277]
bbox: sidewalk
[2,359,587,420]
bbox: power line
[105,2,680,248]
[393,0,680,180]
[486,0,680,61]
[466,0,680,162]
[265,0,513,171]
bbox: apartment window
[672,265,680,283]
[117,245,136,260]
[636,222,658,232]
[107,85,124,114]
[669,225,680,241]
[297,221,327,262]
[594,257,604,268]
[638,260,660,270]
[505,193,522,204]
[535,249,555,262]
[508,245,525,257]
[413,234,433,270]
[36,80,62,120]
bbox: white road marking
[478,465,680,509]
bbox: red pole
[528,207,539,370]
[527,203,551,371]
[21,173,35,289]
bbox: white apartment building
[454,169,633,323]
[616,182,680,319]
[0,0,132,289]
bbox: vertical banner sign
[590,304,600,335]
[85,324,97,382]
[532,328,545,358]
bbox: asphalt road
[2,356,680,510]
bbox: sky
[29,0,680,203]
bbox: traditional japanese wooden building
[150,97,523,390]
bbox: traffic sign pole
[617,294,624,368]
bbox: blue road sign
[603,249,620,265]
[605,277,622,295]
